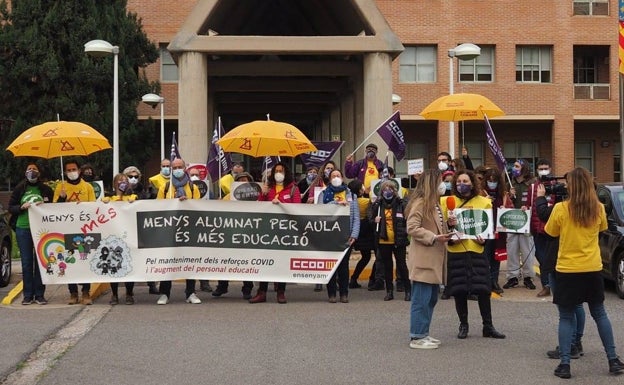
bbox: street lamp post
[84,39,120,175]
[447,43,481,158]
[142,93,165,160]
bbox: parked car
[597,184,624,298]
[0,205,12,287]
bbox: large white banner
[29,200,350,285]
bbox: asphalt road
[2,260,624,385]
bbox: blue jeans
[558,301,616,364]
[549,272,585,346]
[409,281,439,339]
[16,227,44,299]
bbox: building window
[394,142,428,178]
[614,141,621,182]
[160,44,178,82]
[399,46,437,83]
[516,46,552,83]
[573,45,610,100]
[503,141,540,172]
[575,141,594,174]
[463,142,484,168]
[573,0,608,16]
[459,46,494,82]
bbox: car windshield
[615,190,624,221]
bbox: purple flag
[484,115,507,172]
[376,111,405,161]
[206,118,232,181]
[170,132,181,162]
[262,156,280,171]
[300,141,345,170]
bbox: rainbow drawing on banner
[36,232,65,268]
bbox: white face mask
[438,161,449,171]
[274,172,285,183]
[437,181,447,195]
[538,169,550,177]
[66,171,80,181]
[190,175,200,182]
[331,177,343,187]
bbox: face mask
[324,169,332,178]
[128,177,138,185]
[190,175,200,182]
[172,169,185,179]
[538,169,550,177]
[382,190,394,200]
[512,169,521,178]
[438,161,449,171]
[306,173,316,183]
[367,151,375,159]
[444,181,452,191]
[82,174,94,182]
[274,172,285,183]
[118,182,128,192]
[25,170,39,183]
[331,177,343,187]
[161,167,171,177]
[457,183,472,195]
[66,171,79,181]
[487,181,498,190]
[437,182,447,195]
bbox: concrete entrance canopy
[168,0,403,168]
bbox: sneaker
[409,338,439,349]
[340,295,349,303]
[537,287,551,297]
[503,277,519,289]
[81,293,93,305]
[523,277,536,290]
[424,336,441,345]
[554,363,571,379]
[328,296,337,303]
[157,294,169,305]
[125,295,134,305]
[109,295,119,305]
[21,297,33,305]
[34,297,48,305]
[186,293,202,304]
[212,287,228,297]
[546,345,581,359]
[609,357,624,374]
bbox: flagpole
[217,116,223,199]
[169,132,175,199]
[349,129,381,157]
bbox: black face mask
[82,175,94,182]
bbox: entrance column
[178,52,208,164]
[363,53,393,158]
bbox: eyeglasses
[127,175,139,180]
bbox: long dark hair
[452,169,479,200]
[267,162,294,187]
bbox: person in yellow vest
[102,173,137,305]
[156,158,202,305]
[218,162,244,196]
[344,143,383,197]
[53,159,96,305]
[148,158,171,198]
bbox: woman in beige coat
[406,169,454,349]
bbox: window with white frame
[459,46,494,82]
[399,46,437,83]
[575,141,594,174]
[573,0,608,16]
[516,46,552,83]
[394,142,428,177]
[160,44,178,82]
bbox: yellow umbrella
[217,120,317,157]
[419,93,505,121]
[7,121,111,158]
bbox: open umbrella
[7,121,111,158]
[216,120,317,157]
[419,93,505,121]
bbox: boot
[81,292,93,305]
[457,324,469,339]
[404,290,411,301]
[348,278,361,289]
[491,280,504,295]
[109,294,119,305]
[68,292,80,305]
[249,290,266,304]
[276,291,287,304]
[482,324,506,339]
[384,290,394,301]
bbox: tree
[0,0,159,186]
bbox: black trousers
[377,244,409,291]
